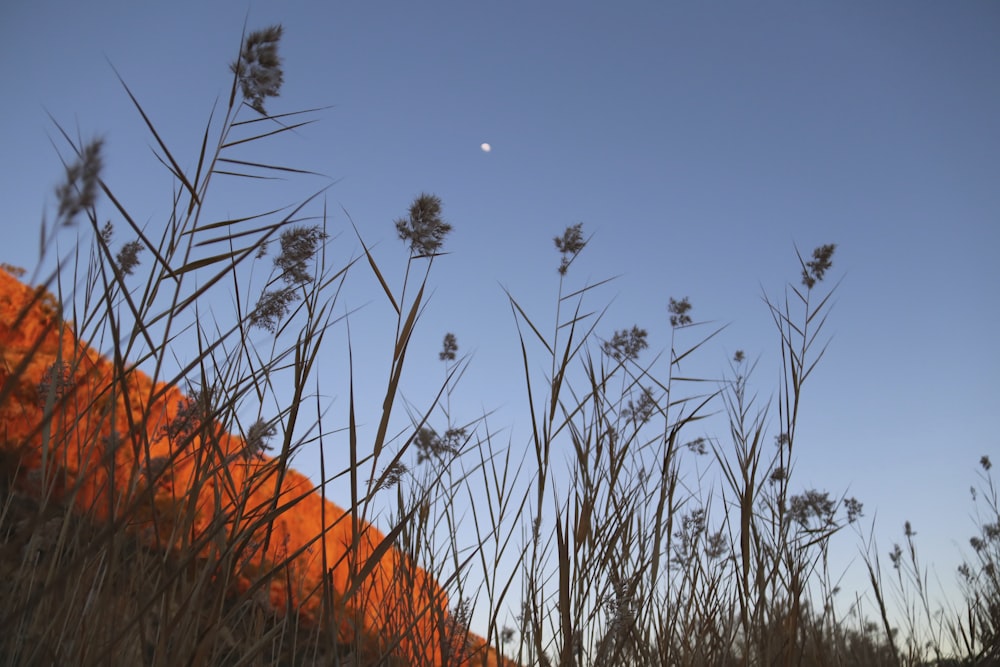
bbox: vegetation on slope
[1,21,998,667]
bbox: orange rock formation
[0,267,509,666]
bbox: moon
[480,142,491,153]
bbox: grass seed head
[801,243,836,289]
[667,296,692,327]
[231,25,284,115]
[395,193,452,256]
[554,222,586,275]
[55,138,104,225]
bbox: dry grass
[1,22,998,667]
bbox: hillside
[0,265,508,666]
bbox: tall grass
[1,22,997,667]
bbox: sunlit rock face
[0,267,509,667]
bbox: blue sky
[3,0,999,633]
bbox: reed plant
[1,22,996,667]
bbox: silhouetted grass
[1,22,997,667]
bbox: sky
[2,0,999,639]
